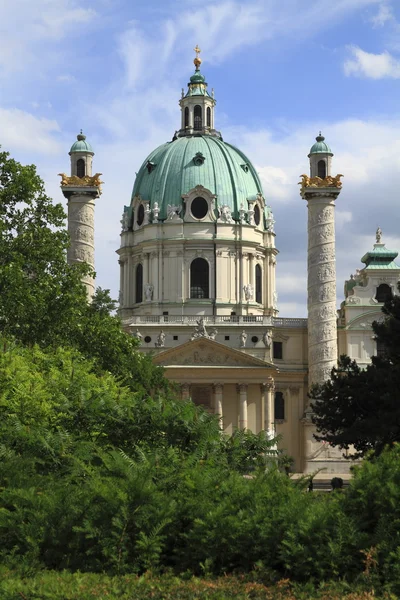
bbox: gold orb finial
[193,44,202,69]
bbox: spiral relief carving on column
[67,199,96,295]
[307,199,338,386]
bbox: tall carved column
[213,383,224,429]
[61,132,101,298]
[301,184,342,387]
[238,384,248,429]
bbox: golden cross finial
[193,44,202,69]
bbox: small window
[76,158,85,178]
[173,335,178,341]
[251,336,258,343]
[194,105,202,130]
[191,197,208,219]
[135,264,143,303]
[376,339,386,357]
[317,160,326,179]
[225,335,230,340]
[376,284,392,303]
[163,311,169,323]
[137,204,144,226]
[144,336,151,344]
[206,106,211,127]
[273,341,283,360]
[255,264,262,303]
[274,391,285,420]
[190,258,209,299]
[184,106,189,127]
[254,204,260,226]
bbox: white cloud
[344,45,400,78]
[370,1,393,26]
[0,0,96,73]
[0,108,61,154]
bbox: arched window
[194,105,202,130]
[255,264,262,303]
[76,158,85,178]
[135,264,143,303]
[184,106,189,127]
[317,160,326,179]
[206,106,211,127]
[190,258,209,298]
[376,283,392,303]
[274,391,285,420]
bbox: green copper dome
[131,135,264,220]
[309,133,332,156]
[190,70,205,84]
[70,132,94,154]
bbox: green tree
[0,150,90,346]
[0,150,164,391]
[310,284,400,459]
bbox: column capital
[213,382,224,392]
[264,377,275,391]
[237,383,248,393]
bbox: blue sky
[2,0,400,316]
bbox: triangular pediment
[153,337,274,368]
[346,310,384,330]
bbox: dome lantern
[69,130,94,178]
[177,46,218,138]
[308,132,333,179]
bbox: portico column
[264,377,275,439]
[181,383,190,401]
[238,383,248,429]
[213,383,224,430]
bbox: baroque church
[60,49,400,474]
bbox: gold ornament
[299,173,343,192]
[58,173,104,188]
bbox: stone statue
[239,203,246,224]
[167,204,181,220]
[243,283,253,301]
[152,202,160,223]
[376,226,382,243]
[247,206,255,226]
[155,330,166,347]
[218,204,234,223]
[121,210,130,232]
[144,203,151,225]
[208,328,218,340]
[263,329,272,349]
[239,330,247,348]
[191,318,217,341]
[191,317,207,340]
[265,210,275,233]
[132,329,142,342]
[144,283,154,301]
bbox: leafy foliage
[310,283,400,458]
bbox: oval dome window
[254,204,261,226]
[137,204,145,226]
[191,197,208,219]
